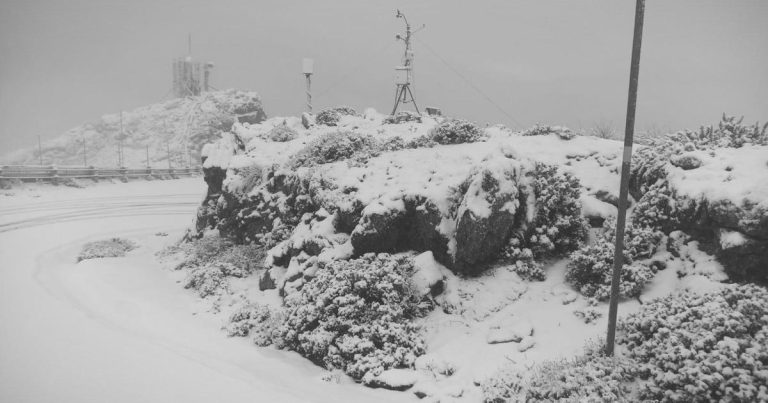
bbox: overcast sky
[1,0,766,153]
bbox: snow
[718,228,748,249]
[411,251,448,297]
[666,145,768,209]
[0,179,410,403]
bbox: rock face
[630,141,768,284]
[453,165,522,273]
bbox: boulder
[453,164,521,274]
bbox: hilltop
[2,90,266,168]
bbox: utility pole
[606,0,646,357]
[82,134,87,166]
[37,135,43,166]
[167,140,172,169]
[119,111,124,167]
[302,58,314,113]
[391,9,424,116]
[146,145,150,168]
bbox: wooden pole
[606,0,646,357]
[146,145,150,168]
[82,134,87,166]
[37,135,43,166]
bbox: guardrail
[0,165,202,181]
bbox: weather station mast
[391,10,425,115]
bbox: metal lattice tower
[391,10,424,116]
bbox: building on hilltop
[172,37,214,97]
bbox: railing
[0,165,202,180]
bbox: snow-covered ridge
[3,89,266,168]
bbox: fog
[1,0,766,153]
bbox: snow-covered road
[0,179,410,403]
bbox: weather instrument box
[302,58,314,74]
[395,66,411,85]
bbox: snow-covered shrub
[525,350,640,402]
[482,366,525,403]
[566,218,661,300]
[527,163,588,258]
[498,163,587,281]
[216,243,266,275]
[225,303,282,346]
[566,238,653,301]
[379,136,406,152]
[405,135,438,149]
[267,123,298,142]
[631,181,678,232]
[383,111,421,124]
[483,342,640,402]
[617,284,768,402]
[287,131,379,168]
[668,114,768,149]
[573,308,603,324]
[229,165,263,196]
[428,119,484,145]
[520,124,576,140]
[315,106,358,127]
[176,231,233,268]
[78,238,137,262]
[184,265,229,298]
[499,241,545,281]
[602,217,663,261]
[277,253,428,384]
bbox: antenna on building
[391,9,424,116]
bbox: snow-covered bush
[566,238,653,301]
[175,231,233,268]
[617,284,768,402]
[405,135,438,149]
[668,114,767,149]
[428,119,484,145]
[519,124,576,140]
[315,106,358,127]
[566,219,661,300]
[277,253,428,384]
[482,342,640,402]
[482,366,525,403]
[267,123,298,142]
[225,303,282,346]
[498,163,587,281]
[525,350,640,402]
[631,181,678,232]
[229,165,264,196]
[184,265,229,298]
[527,163,588,258]
[383,111,421,124]
[78,237,137,262]
[379,136,406,152]
[287,131,379,168]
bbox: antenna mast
[391,10,424,116]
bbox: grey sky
[1,0,766,153]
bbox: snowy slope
[2,89,266,168]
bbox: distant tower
[391,10,424,116]
[172,35,213,97]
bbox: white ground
[0,179,411,403]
